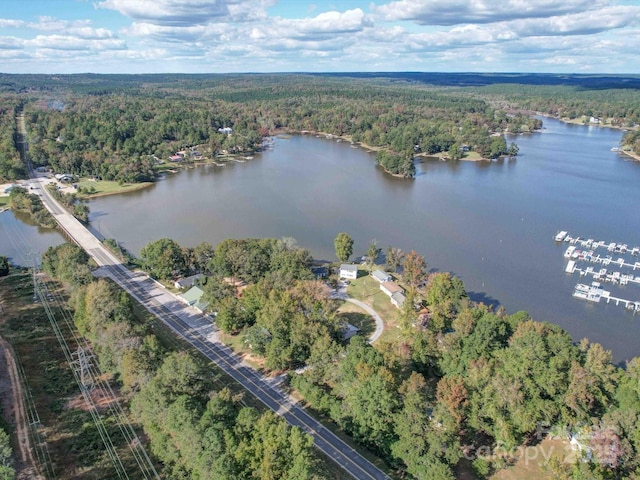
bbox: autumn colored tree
[402,250,427,289]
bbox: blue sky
[1,0,640,73]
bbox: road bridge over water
[30,173,390,480]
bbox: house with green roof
[180,286,208,313]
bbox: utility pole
[71,347,95,391]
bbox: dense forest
[0,74,539,183]
[0,96,24,181]
[1,73,638,184]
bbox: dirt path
[0,334,44,479]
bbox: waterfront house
[311,266,328,278]
[371,269,391,283]
[391,291,406,309]
[174,273,204,290]
[339,264,358,280]
[380,281,403,298]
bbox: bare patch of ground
[0,334,44,479]
[65,387,119,412]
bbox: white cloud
[28,34,126,51]
[0,19,25,28]
[97,0,272,26]
[0,36,24,49]
[248,8,373,51]
[375,0,605,26]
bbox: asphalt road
[34,179,391,479]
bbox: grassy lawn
[346,272,402,344]
[0,196,9,207]
[336,301,376,339]
[76,179,153,198]
[489,437,569,480]
[462,151,485,161]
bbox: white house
[371,269,391,283]
[339,264,358,280]
[380,281,403,298]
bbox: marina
[558,231,640,313]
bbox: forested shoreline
[1,73,639,184]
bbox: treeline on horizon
[0,72,638,183]
[39,236,640,480]
[5,72,624,182]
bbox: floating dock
[558,231,639,255]
[558,231,640,313]
[572,282,640,312]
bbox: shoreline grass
[76,179,154,199]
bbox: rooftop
[381,281,403,295]
[340,264,358,272]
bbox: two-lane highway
[101,262,390,479]
[30,172,390,479]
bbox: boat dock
[572,282,640,312]
[557,232,639,256]
[558,231,640,313]
[563,246,640,270]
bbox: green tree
[334,232,354,263]
[140,238,186,280]
[0,429,14,479]
[0,256,8,277]
[41,243,93,287]
[385,246,404,272]
[392,372,458,479]
[366,239,381,266]
[448,142,462,160]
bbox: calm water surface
[3,117,639,362]
[0,210,65,266]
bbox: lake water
[1,117,638,362]
[0,210,65,266]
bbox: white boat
[564,246,576,258]
[573,282,607,303]
[555,231,568,242]
[565,260,576,273]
